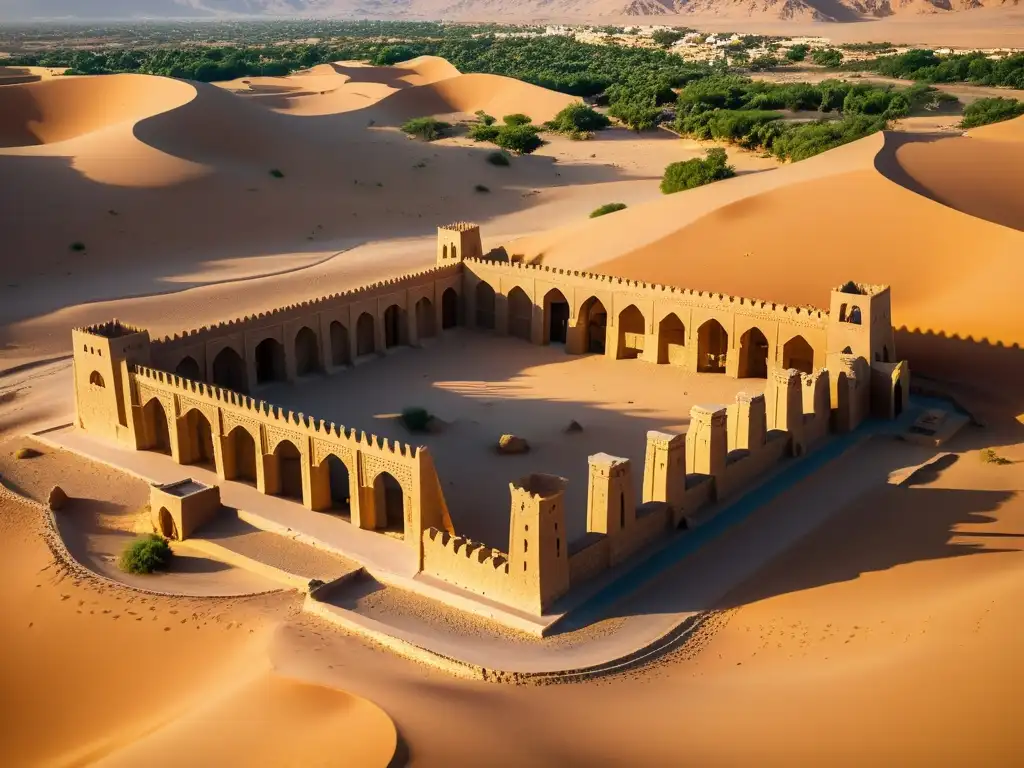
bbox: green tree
[786,44,810,62]
[661,148,736,194]
[502,113,533,126]
[651,30,684,48]
[960,97,1024,129]
[546,102,611,133]
[811,49,844,68]
[495,124,544,154]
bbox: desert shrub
[469,123,502,142]
[474,109,496,126]
[475,184,490,193]
[748,55,781,72]
[980,449,1012,466]
[400,117,451,141]
[811,49,844,67]
[70,241,86,252]
[770,114,887,162]
[502,113,533,126]
[786,44,810,62]
[487,150,511,166]
[268,168,284,178]
[495,124,544,154]
[660,148,735,194]
[119,534,172,575]
[960,97,1024,129]
[546,102,611,134]
[401,406,432,432]
[651,29,684,48]
[590,203,627,218]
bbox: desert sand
[2,46,1024,767]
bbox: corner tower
[436,221,483,266]
[71,320,151,444]
[508,473,570,614]
[826,282,896,366]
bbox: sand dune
[0,74,195,148]
[510,119,1024,351]
[369,72,578,125]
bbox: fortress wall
[568,535,609,586]
[421,528,515,606]
[462,257,830,373]
[149,264,463,386]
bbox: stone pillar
[643,431,687,527]
[728,392,767,454]
[217,434,236,481]
[495,292,509,336]
[259,453,281,496]
[284,333,298,383]
[167,412,186,465]
[244,346,259,395]
[464,280,478,330]
[766,368,803,454]
[685,405,728,482]
[587,453,634,566]
[374,311,387,355]
[565,321,586,355]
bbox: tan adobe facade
[71,223,909,615]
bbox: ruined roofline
[424,527,510,570]
[75,319,147,338]
[462,257,834,321]
[151,263,460,347]
[130,364,422,460]
[835,281,889,296]
[439,221,479,232]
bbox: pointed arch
[416,297,436,339]
[738,327,769,379]
[697,319,728,373]
[212,346,247,394]
[543,288,569,345]
[507,286,533,342]
[475,281,496,330]
[142,398,171,455]
[182,407,216,468]
[225,425,257,485]
[383,304,407,348]
[294,326,321,376]
[88,370,106,388]
[272,440,303,501]
[255,337,286,385]
[782,335,814,375]
[578,296,607,354]
[356,312,375,357]
[320,454,352,514]
[329,321,350,366]
[657,313,686,365]
[174,356,201,381]
[617,304,645,359]
[373,471,405,536]
[441,288,459,329]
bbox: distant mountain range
[0,0,1018,23]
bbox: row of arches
[140,398,406,531]
[472,281,817,377]
[171,289,462,394]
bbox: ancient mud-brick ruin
[72,223,909,615]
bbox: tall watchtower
[71,321,151,444]
[826,282,896,366]
[508,473,570,614]
[436,221,483,266]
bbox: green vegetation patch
[661,148,735,195]
[486,150,511,166]
[401,407,433,432]
[400,117,451,142]
[590,203,627,218]
[119,534,173,575]
[546,102,611,134]
[960,97,1024,129]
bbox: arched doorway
[384,304,407,348]
[782,335,814,375]
[226,426,257,485]
[416,297,436,340]
[475,282,496,329]
[617,305,645,360]
[578,297,607,354]
[738,328,769,378]
[657,313,686,365]
[212,347,247,394]
[356,313,375,357]
[329,321,350,366]
[175,356,202,381]
[697,319,728,373]
[544,288,570,345]
[183,409,215,468]
[143,398,171,455]
[158,507,178,540]
[255,338,286,385]
[374,472,405,536]
[322,455,351,514]
[507,287,533,342]
[441,288,459,329]
[273,440,303,501]
[294,326,321,376]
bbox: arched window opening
[738,328,769,379]
[212,347,247,394]
[617,305,645,360]
[544,288,569,345]
[255,338,286,385]
[416,297,436,339]
[697,320,728,373]
[89,371,105,388]
[329,321,350,366]
[356,313,375,357]
[507,287,533,342]
[174,356,201,381]
[441,288,459,329]
[294,326,321,377]
[475,282,496,330]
